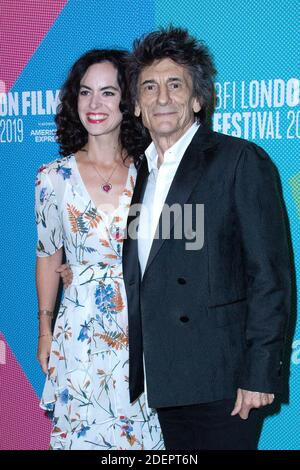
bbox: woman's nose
[89,93,102,108]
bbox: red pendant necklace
[88,154,119,193]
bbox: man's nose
[157,85,170,105]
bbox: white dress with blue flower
[35,155,164,450]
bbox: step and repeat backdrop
[0,0,299,449]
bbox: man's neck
[151,122,196,168]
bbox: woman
[35,49,163,450]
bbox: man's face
[135,58,201,142]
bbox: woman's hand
[37,334,52,374]
[56,263,73,288]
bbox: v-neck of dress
[71,154,133,219]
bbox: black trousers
[157,398,264,450]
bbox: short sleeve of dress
[35,166,63,257]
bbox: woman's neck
[84,132,122,166]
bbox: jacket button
[180,316,189,323]
[177,278,186,284]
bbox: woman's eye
[79,90,89,96]
[103,91,115,96]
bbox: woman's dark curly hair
[55,49,149,164]
[127,26,217,125]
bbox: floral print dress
[35,155,163,450]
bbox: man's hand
[231,388,275,420]
[56,263,73,288]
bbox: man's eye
[170,82,180,89]
[145,85,155,91]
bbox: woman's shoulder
[37,154,73,174]
[36,154,74,180]
[35,155,75,192]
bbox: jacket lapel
[130,158,149,207]
[123,159,149,283]
[143,125,218,276]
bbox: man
[122,27,291,450]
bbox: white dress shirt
[138,122,200,277]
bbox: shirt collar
[145,122,200,172]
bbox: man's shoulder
[201,129,269,163]
[212,130,255,152]
[191,128,272,175]
[192,125,257,154]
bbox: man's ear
[192,98,201,114]
[134,102,141,117]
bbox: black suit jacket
[123,125,291,408]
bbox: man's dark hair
[127,26,217,125]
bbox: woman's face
[78,61,122,138]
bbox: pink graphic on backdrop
[0,0,68,91]
[0,333,51,450]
